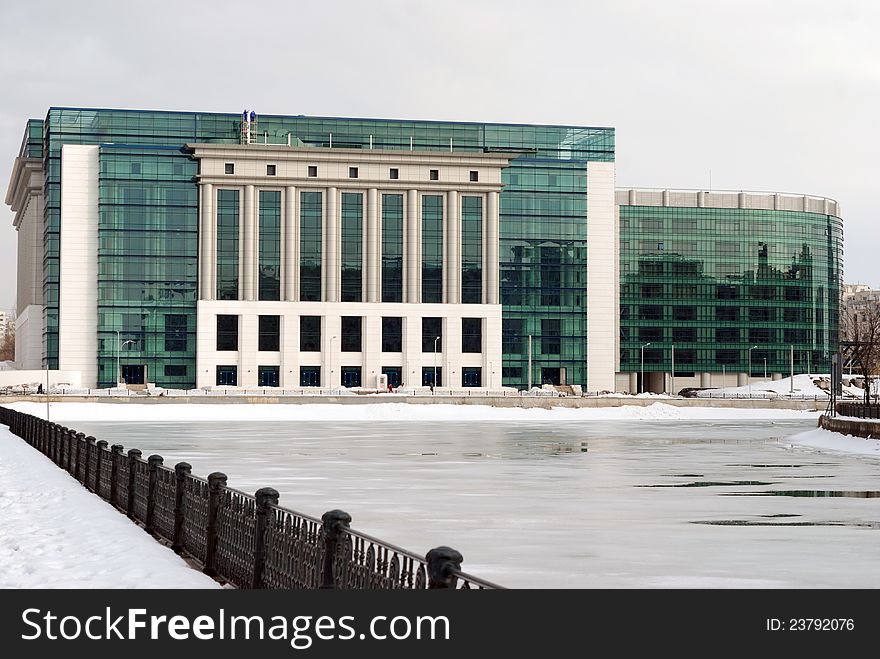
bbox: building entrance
[122,364,145,385]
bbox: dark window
[639,327,663,342]
[784,328,809,343]
[224,163,234,174]
[266,164,276,176]
[341,366,361,388]
[749,328,775,344]
[382,367,402,387]
[216,315,238,351]
[675,349,696,363]
[300,316,321,352]
[341,316,362,352]
[784,287,805,302]
[469,170,478,182]
[502,319,525,354]
[349,167,358,179]
[620,327,630,341]
[541,319,561,355]
[307,165,317,177]
[382,317,402,352]
[502,367,522,380]
[672,306,696,321]
[716,285,739,300]
[639,305,663,320]
[389,168,399,179]
[422,317,442,352]
[429,169,439,181]
[258,315,280,351]
[672,327,697,342]
[750,285,776,300]
[716,306,739,321]
[131,162,141,175]
[643,348,663,364]
[749,307,775,322]
[300,366,321,386]
[422,367,442,387]
[164,314,187,352]
[462,367,482,387]
[715,350,739,365]
[164,364,186,377]
[716,328,740,343]
[784,307,806,322]
[216,365,237,386]
[640,284,663,299]
[258,366,279,387]
[462,318,482,353]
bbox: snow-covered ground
[6,400,820,423]
[0,426,219,589]
[695,374,865,399]
[785,427,880,457]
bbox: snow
[785,427,880,458]
[695,374,868,399]
[0,426,220,589]
[6,400,821,423]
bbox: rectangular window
[674,349,696,364]
[639,305,663,320]
[258,190,281,301]
[461,196,482,304]
[541,319,561,355]
[341,192,363,302]
[422,317,442,352]
[429,169,439,181]
[224,163,234,174]
[258,365,279,387]
[462,367,482,387]
[266,164,276,176]
[639,327,663,342]
[784,287,806,302]
[216,315,238,351]
[749,328,775,344]
[716,328,740,343]
[341,316,362,352]
[300,191,322,301]
[381,194,403,302]
[469,170,479,182]
[750,285,776,300]
[422,195,443,302]
[716,306,739,321]
[749,307,775,322]
[348,167,358,179]
[381,317,402,353]
[672,327,697,342]
[462,318,482,353]
[300,316,321,352]
[164,314,187,352]
[389,168,399,179]
[307,165,317,177]
[300,366,321,387]
[422,367,442,387]
[258,315,280,351]
[216,365,237,386]
[640,284,663,299]
[784,307,806,322]
[672,306,696,321]
[341,366,362,388]
[216,189,240,300]
[164,364,187,377]
[502,318,525,354]
[715,350,739,365]
[382,367,402,388]
[716,285,739,300]
[540,246,561,306]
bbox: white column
[486,191,500,305]
[283,185,297,301]
[325,187,338,302]
[366,188,379,302]
[199,183,214,300]
[446,190,459,304]
[406,189,419,303]
[242,184,256,301]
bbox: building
[4,107,843,392]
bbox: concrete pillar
[771,372,783,381]
[737,192,746,209]
[737,372,748,387]
[700,372,712,388]
[242,184,256,301]
[199,183,214,300]
[661,189,669,206]
[486,191,499,305]
[325,187,338,302]
[446,190,459,304]
[628,372,638,394]
[366,188,379,303]
[406,189,419,304]
[283,185,297,301]
[628,189,636,205]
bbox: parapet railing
[0,406,501,590]
[835,403,880,419]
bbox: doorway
[122,364,145,385]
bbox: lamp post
[433,336,440,393]
[748,345,758,397]
[640,342,652,394]
[763,357,767,379]
[329,335,336,389]
[670,344,675,396]
[527,334,533,392]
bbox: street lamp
[640,342,652,394]
[763,357,767,379]
[329,335,336,389]
[670,344,675,396]
[433,336,440,393]
[116,330,136,387]
[748,345,758,397]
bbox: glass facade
[461,196,483,304]
[381,193,403,303]
[299,191,322,302]
[619,203,843,376]
[258,190,281,301]
[340,192,363,302]
[216,189,239,301]
[422,195,443,303]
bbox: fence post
[74,432,86,481]
[203,472,228,577]
[127,449,142,518]
[64,428,74,474]
[252,487,279,589]
[172,462,191,553]
[109,444,124,507]
[426,546,463,589]
[84,436,96,490]
[94,440,108,497]
[320,509,351,589]
[145,454,163,534]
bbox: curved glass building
[617,189,843,393]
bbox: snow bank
[785,427,880,458]
[7,400,819,423]
[696,374,832,398]
[0,426,220,588]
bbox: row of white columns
[198,185,501,305]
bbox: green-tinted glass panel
[258,190,281,301]
[461,196,482,304]
[216,189,240,300]
[300,191,322,301]
[381,194,403,303]
[341,192,363,302]
[422,195,443,303]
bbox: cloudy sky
[0,0,876,312]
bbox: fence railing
[0,406,501,590]
[836,403,880,419]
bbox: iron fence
[0,406,501,590]
[836,403,880,419]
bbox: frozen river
[58,415,880,588]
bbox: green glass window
[216,189,240,300]
[381,194,403,303]
[461,196,482,304]
[422,195,443,303]
[258,190,281,301]
[300,191,322,301]
[341,192,363,302]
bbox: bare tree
[0,329,13,362]
[842,297,880,406]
